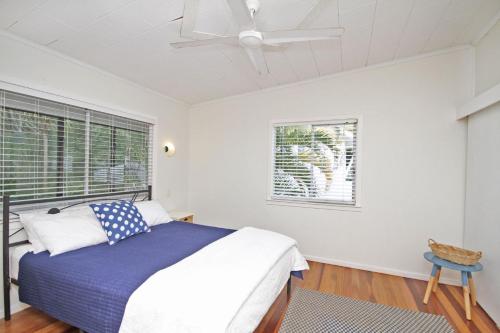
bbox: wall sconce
[164,142,176,157]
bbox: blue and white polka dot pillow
[90,201,150,245]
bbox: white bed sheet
[10,244,33,280]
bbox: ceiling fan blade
[226,0,255,30]
[244,47,269,75]
[262,28,344,44]
[299,0,333,28]
[170,36,239,48]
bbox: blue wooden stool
[423,251,483,320]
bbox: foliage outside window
[272,120,358,205]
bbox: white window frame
[267,116,362,210]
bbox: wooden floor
[0,261,498,333]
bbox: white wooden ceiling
[1,0,499,104]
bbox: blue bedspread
[19,222,302,333]
[19,222,233,333]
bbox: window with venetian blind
[271,119,358,205]
[0,90,153,203]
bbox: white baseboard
[0,301,29,320]
[304,255,461,286]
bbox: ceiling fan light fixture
[239,30,263,48]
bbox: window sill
[265,199,362,212]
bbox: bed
[2,188,307,333]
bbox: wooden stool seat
[422,251,483,320]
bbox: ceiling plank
[367,0,414,65]
[220,47,276,90]
[284,43,320,81]
[310,39,342,76]
[457,0,500,44]
[0,0,47,29]
[395,0,450,58]
[265,50,299,85]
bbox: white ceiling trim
[0,29,188,107]
[457,82,500,119]
[192,44,473,107]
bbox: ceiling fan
[170,0,344,75]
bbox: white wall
[188,48,473,282]
[464,20,500,326]
[0,31,189,315]
[465,104,500,326]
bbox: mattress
[10,244,33,280]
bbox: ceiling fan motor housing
[239,30,263,48]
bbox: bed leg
[3,195,11,320]
[286,275,292,300]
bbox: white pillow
[22,207,107,256]
[32,207,107,256]
[134,200,172,227]
[19,212,50,253]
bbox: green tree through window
[272,120,358,205]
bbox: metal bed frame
[1,184,292,322]
[2,186,152,320]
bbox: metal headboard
[1,185,152,320]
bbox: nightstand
[170,211,194,223]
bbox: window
[271,119,358,206]
[0,90,153,202]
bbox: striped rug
[279,288,455,333]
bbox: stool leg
[467,272,477,306]
[424,264,439,304]
[433,267,441,292]
[462,271,471,320]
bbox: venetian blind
[272,120,358,205]
[0,89,153,203]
